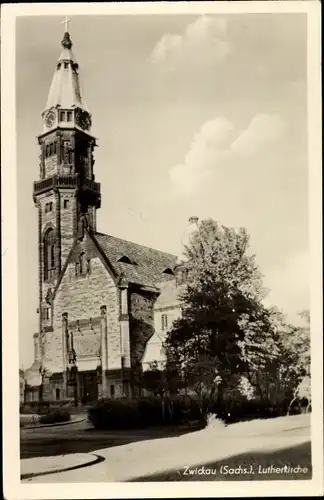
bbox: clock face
[75,109,91,131]
[45,110,56,128]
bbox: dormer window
[118,256,137,265]
[163,268,174,275]
[59,111,66,122]
[67,111,72,122]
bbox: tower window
[43,307,51,321]
[161,314,168,331]
[63,199,70,209]
[67,111,72,122]
[45,143,56,158]
[44,228,55,281]
[64,62,69,69]
[57,63,61,70]
[45,202,53,213]
[110,385,115,398]
[87,259,91,274]
[59,111,66,122]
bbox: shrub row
[88,396,307,430]
[39,409,71,425]
[88,397,206,430]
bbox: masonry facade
[24,29,184,404]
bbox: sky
[16,13,309,369]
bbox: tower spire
[42,16,91,133]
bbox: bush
[39,409,71,425]
[88,396,207,430]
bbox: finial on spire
[61,16,71,33]
[61,16,72,49]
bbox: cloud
[264,250,309,321]
[150,16,230,67]
[169,114,286,196]
[169,117,234,196]
[231,114,286,157]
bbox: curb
[21,453,104,480]
[21,417,86,430]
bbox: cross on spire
[61,16,71,33]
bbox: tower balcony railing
[33,175,100,196]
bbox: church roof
[93,232,177,288]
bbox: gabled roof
[93,232,177,288]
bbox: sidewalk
[21,453,100,480]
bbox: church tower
[33,23,101,351]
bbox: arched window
[44,228,55,281]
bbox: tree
[165,218,276,411]
[142,361,168,398]
[282,310,311,414]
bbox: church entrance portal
[79,371,98,404]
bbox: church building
[24,27,188,404]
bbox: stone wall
[44,233,121,376]
[44,155,57,178]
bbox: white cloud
[150,16,231,67]
[169,117,234,196]
[264,250,309,322]
[231,114,286,157]
[169,114,286,196]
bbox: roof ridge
[94,231,177,259]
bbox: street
[20,417,198,459]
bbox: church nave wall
[53,255,122,371]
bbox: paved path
[22,414,311,483]
[21,453,99,479]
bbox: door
[81,372,98,404]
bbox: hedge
[39,409,71,425]
[88,396,206,430]
[87,396,303,430]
